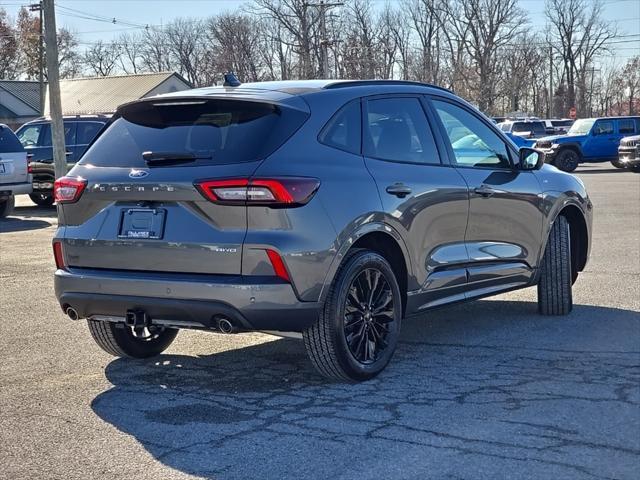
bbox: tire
[554,149,580,172]
[611,159,626,169]
[303,249,403,381]
[537,215,573,315]
[87,319,178,358]
[629,165,640,173]
[29,192,55,206]
[0,195,15,218]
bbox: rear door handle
[474,185,496,197]
[386,183,412,198]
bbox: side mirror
[518,147,545,170]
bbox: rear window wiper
[142,151,212,166]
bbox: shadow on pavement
[575,167,625,174]
[92,300,640,480]
[0,216,53,233]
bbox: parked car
[0,124,31,217]
[534,116,640,172]
[543,119,574,135]
[15,115,109,206]
[616,135,640,172]
[498,120,547,139]
[53,79,592,381]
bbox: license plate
[118,208,166,239]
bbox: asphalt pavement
[0,164,638,480]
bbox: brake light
[53,176,87,204]
[53,241,65,270]
[266,249,291,283]
[195,177,320,207]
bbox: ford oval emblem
[129,169,149,179]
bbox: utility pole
[28,2,44,115]
[588,67,600,117]
[307,1,343,78]
[548,45,553,118]
[42,0,66,180]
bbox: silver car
[0,124,31,217]
[53,79,593,381]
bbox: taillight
[195,177,320,207]
[266,249,291,283]
[53,176,87,204]
[53,241,65,270]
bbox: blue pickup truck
[534,116,640,172]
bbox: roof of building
[0,80,42,112]
[46,72,191,115]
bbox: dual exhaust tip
[65,305,238,334]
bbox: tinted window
[80,99,309,168]
[41,123,76,146]
[619,119,635,134]
[77,122,104,145]
[319,101,361,154]
[0,126,24,153]
[364,97,440,164]
[16,124,43,147]
[594,121,613,135]
[432,100,511,169]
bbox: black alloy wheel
[344,268,395,364]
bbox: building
[44,72,192,116]
[0,80,42,129]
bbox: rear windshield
[80,99,308,167]
[0,127,24,153]
[512,122,545,134]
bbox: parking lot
[0,164,638,480]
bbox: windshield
[568,119,595,135]
[80,99,309,168]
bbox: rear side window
[77,122,104,144]
[0,127,24,153]
[619,119,636,134]
[80,99,309,167]
[41,123,76,146]
[319,101,361,154]
[364,97,440,164]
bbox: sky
[0,0,638,67]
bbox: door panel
[583,120,617,159]
[429,98,544,294]
[362,96,470,311]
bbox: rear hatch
[0,126,28,186]
[59,94,309,275]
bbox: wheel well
[352,232,408,315]
[559,205,588,275]
[557,144,582,159]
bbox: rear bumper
[54,268,319,332]
[0,181,32,196]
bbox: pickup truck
[0,124,31,217]
[534,116,640,172]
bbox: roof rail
[323,80,453,93]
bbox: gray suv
[53,80,593,381]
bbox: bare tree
[0,8,19,79]
[83,41,120,77]
[117,32,144,74]
[620,56,640,115]
[207,13,265,82]
[252,0,321,79]
[546,0,615,115]
[446,0,526,113]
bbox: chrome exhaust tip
[66,307,80,321]
[217,317,237,334]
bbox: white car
[0,124,32,217]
